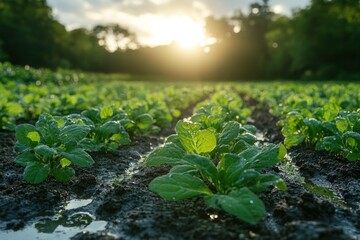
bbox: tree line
[0,0,359,80]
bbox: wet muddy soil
[0,102,359,239]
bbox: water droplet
[249,200,254,204]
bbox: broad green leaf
[284,134,305,148]
[34,145,57,157]
[169,165,198,175]
[335,118,348,132]
[15,152,38,166]
[176,120,201,153]
[27,131,40,142]
[176,120,216,154]
[183,154,218,184]
[204,187,265,225]
[136,113,153,130]
[234,170,282,193]
[60,148,94,167]
[316,136,342,152]
[110,130,130,145]
[60,158,72,168]
[344,131,360,148]
[165,135,184,149]
[78,138,103,152]
[52,167,75,182]
[343,151,360,161]
[237,133,257,145]
[218,121,241,145]
[15,124,38,147]
[149,173,212,200]
[23,162,50,184]
[100,106,113,119]
[99,121,120,138]
[35,114,60,146]
[59,125,90,148]
[242,124,258,134]
[194,129,217,154]
[238,144,283,170]
[146,143,186,166]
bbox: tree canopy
[0,0,359,80]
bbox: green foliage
[147,94,286,224]
[78,108,130,151]
[14,114,94,184]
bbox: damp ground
[0,100,359,240]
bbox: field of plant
[0,63,359,240]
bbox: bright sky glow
[48,0,310,47]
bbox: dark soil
[0,98,359,240]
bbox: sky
[48,0,310,48]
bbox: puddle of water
[65,199,93,210]
[0,212,107,240]
[279,156,347,208]
[0,198,106,240]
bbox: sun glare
[149,16,207,49]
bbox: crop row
[12,85,211,184]
[238,83,360,161]
[146,88,286,224]
[1,63,212,130]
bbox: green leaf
[23,162,50,184]
[316,136,342,152]
[242,124,258,134]
[35,114,60,146]
[100,106,113,119]
[336,118,348,132]
[52,167,75,182]
[146,143,186,166]
[136,113,153,130]
[99,121,120,138]
[59,125,90,148]
[204,187,265,225]
[176,120,216,154]
[110,130,130,145]
[238,144,283,170]
[27,131,41,142]
[149,173,212,200]
[78,138,103,152]
[218,121,241,145]
[235,170,282,193]
[60,148,94,167]
[194,129,217,154]
[278,144,287,160]
[183,154,218,184]
[15,152,38,166]
[34,145,57,157]
[284,134,305,148]
[15,124,39,147]
[169,165,198,175]
[60,158,72,168]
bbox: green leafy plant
[14,113,94,184]
[146,120,286,224]
[77,107,131,151]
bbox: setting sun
[148,16,207,49]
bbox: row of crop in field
[1,63,212,131]
[3,62,212,184]
[146,88,286,224]
[238,83,360,161]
